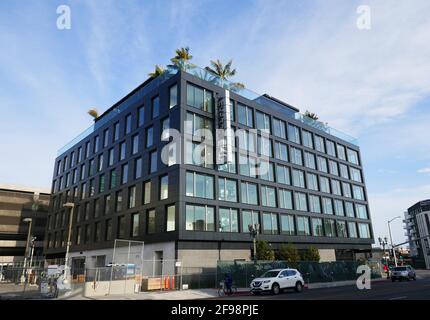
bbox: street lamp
[21,218,33,283]
[248,223,260,263]
[378,236,389,278]
[63,202,75,284]
[388,216,401,267]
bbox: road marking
[389,296,407,300]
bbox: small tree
[278,243,301,265]
[303,246,320,262]
[256,240,275,261]
[304,110,319,121]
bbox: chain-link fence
[217,260,383,288]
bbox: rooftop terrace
[57,65,358,156]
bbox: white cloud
[418,167,430,174]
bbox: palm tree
[304,110,319,121]
[148,65,165,78]
[169,46,194,70]
[205,59,236,80]
[88,108,99,120]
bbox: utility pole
[388,216,401,267]
[63,202,75,286]
[21,218,33,284]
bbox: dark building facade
[405,200,430,269]
[0,184,49,265]
[45,66,374,269]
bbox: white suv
[250,268,304,295]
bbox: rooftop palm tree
[148,65,165,78]
[169,46,194,70]
[304,110,319,121]
[205,59,236,80]
[88,108,99,120]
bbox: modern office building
[404,200,430,269]
[44,65,374,270]
[0,184,50,265]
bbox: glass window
[358,223,371,238]
[217,151,236,173]
[146,127,154,148]
[138,106,145,127]
[317,156,328,173]
[256,111,271,133]
[135,157,142,179]
[259,161,274,182]
[350,167,362,182]
[322,197,333,214]
[261,186,276,207]
[304,152,316,169]
[237,103,253,127]
[340,164,349,179]
[238,155,257,178]
[324,219,336,237]
[356,204,368,219]
[186,171,214,199]
[186,83,213,113]
[119,142,126,161]
[237,130,256,153]
[98,154,104,172]
[334,199,344,216]
[348,222,358,238]
[160,175,169,200]
[242,210,259,233]
[353,185,365,200]
[149,151,157,173]
[114,122,120,142]
[219,208,239,232]
[185,112,213,139]
[131,213,139,237]
[302,130,313,149]
[125,114,132,134]
[85,141,91,158]
[105,219,112,241]
[117,215,125,238]
[263,212,278,235]
[104,195,111,215]
[312,218,323,236]
[147,209,156,234]
[276,164,290,185]
[292,169,305,188]
[281,215,295,235]
[143,181,151,204]
[115,190,123,212]
[279,189,293,209]
[167,205,176,232]
[94,136,100,153]
[326,140,336,157]
[290,147,303,165]
[258,135,272,157]
[297,216,310,236]
[274,142,288,161]
[309,195,321,213]
[347,149,359,165]
[331,179,342,196]
[345,202,355,218]
[218,178,237,202]
[307,173,319,191]
[272,118,286,139]
[337,221,348,238]
[320,176,330,193]
[121,163,128,185]
[99,174,105,193]
[342,182,352,198]
[315,135,325,153]
[89,159,95,176]
[128,186,136,208]
[108,148,114,167]
[337,145,346,160]
[161,117,170,140]
[185,140,213,168]
[288,124,301,144]
[132,134,139,155]
[295,192,308,211]
[95,222,101,242]
[169,84,178,108]
[241,182,258,205]
[329,160,339,176]
[152,96,159,119]
[185,205,215,231]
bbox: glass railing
[58,64,358,155]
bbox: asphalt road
[214,270,430,300]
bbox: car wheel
[295,282,303,293]
[413,276,417,281]
[272,283,280,295]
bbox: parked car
[391,266,416,281]
[250,268,304,295]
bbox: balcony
[57,65,359,156]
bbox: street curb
[307,277,387,289]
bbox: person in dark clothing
[224,273,233,295]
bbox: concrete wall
[318,249,336,262]
[178,249,250,269]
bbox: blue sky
[1,0,430,246]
